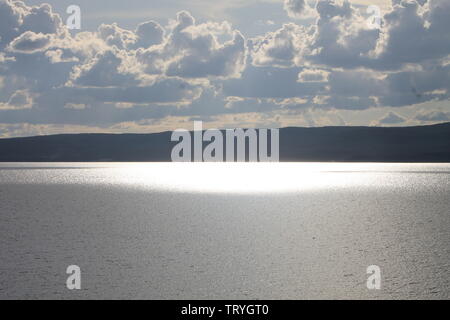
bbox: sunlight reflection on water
[2,162,449,194]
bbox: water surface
[0,163,449,299]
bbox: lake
[0,163,449,299]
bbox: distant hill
[0,123,450,162]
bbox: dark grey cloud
[0,0,23,49]
[69,49,142,87]
[7,31,52,53]
[375,0,450,69]
[134,21,165,48]
[19,2,62,35]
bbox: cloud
[96,20,165,50]
[97,23,137,50]
[377,111,405,124]
[0,89,33,110]
[0,0,22,49]
[415,109,450,122]
[0,0,449,136]
[7,31,52,53]
[255,0,450,71]
[134,21,165,48]
[251,0,380,70]
[244,0,450,108]
[69,49,143,87]
[0,2,234,120]
[137,11,247,79]
[298,68,330,82]
[60,78,202,105]
[374,0,450,68]
[284,0,316,19]
[64,103,86,110]
[19,2,63,35]
[308,0,380,69]
[251,23,309,67]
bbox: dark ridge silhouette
[0,122,449,162]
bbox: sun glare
[107,162,381,194]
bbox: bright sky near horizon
[1,0,449,137]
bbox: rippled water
[0,163,449,299]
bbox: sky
[0,0,449,137]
